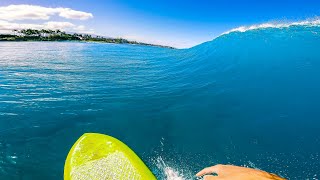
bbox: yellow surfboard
[64,133,156,180]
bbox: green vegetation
[0,29,174,49]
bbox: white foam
[164,167,185,180]
[222,18,320,35]
[155,156,187,180]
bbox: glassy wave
[0,21,319,179]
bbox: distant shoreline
[0,39,176,49]
[0,29,175,49]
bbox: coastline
[0,31,175,49]
[0,39,176,49]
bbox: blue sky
[0,0,320,48]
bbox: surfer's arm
[196,164,286,180]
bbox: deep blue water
[0,25,320,180]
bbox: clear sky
[0,0,320,48]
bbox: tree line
[0,28,174,48]
[6,29,88,41]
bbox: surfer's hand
[196,164,285,180]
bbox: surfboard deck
[64,133,156,180]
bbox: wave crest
[222,18,320,35]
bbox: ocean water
[0,23,320,179]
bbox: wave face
[0,24,320,180]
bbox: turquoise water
[0,25,320,179]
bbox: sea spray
[149,137,194,180]
[155,156,185,180]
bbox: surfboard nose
[64,133,156,180]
